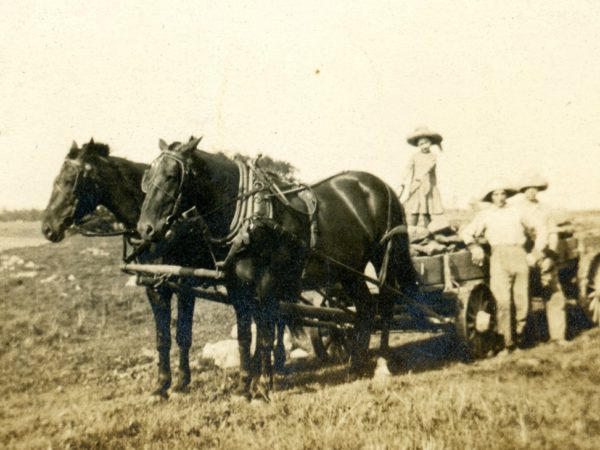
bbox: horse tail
[378,183,419,294]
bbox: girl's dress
[401,151,444,215]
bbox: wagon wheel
[304,289,352,363]
[580,256,600,325]
[454,282,501,359]
[309,326,351,364]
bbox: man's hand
[526,251,542,267]
[469,244,485,267]
[540,257,554,273]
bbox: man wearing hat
[398,126,444,227]
[461,179,547,356]
[517,172,568,345]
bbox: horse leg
[252,304,276,400]
[343,278,375,377]
[378,292,394,356]
[252,274,278,400]
[146,287,172,397]
[274,318,287,373]
[173,288,196,392]
[230,284,255,397]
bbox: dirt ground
[1,218,599,449]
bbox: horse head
[138,136,203,241]
[41,138,110,242]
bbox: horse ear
[89,137,95,145]
[67,141,80,159]
[181,136,202,153]
[159,139,168,152]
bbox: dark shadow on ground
[275,302,597,394]
[276,331,468,393]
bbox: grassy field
[1,219,599,449]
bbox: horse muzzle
[137,220,167,242]
[41,221,65,243]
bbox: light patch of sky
[1,0,600,210]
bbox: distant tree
[0,208,43,222]
[232,152,297,182]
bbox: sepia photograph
[1,1,599,448]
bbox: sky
[2,0,600,211]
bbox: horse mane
[72,140,147,172]
[80,140,110,158]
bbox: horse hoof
[250,376,272,402]
[172,384,190,394]
[232,382,251,401]
[148,390,168,402]
[172,375,191,393]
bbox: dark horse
[41,139,218,397]
[138,137,417,398]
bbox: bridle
[54,158,99,225]
[142,150,194,228]
[56,158,132,237]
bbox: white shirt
[461,203,547,252]
[517,198,559,251]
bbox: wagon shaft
[121,262,225,280]
[279,302,355,324]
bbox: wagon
[120,231,600,363]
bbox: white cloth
[460,203,547,253]
[517,198,559,251]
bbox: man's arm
[460,211,486,245]
[521,209,549,264]
[461,212,487,266]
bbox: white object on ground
[80,247,110,257]
[40,274,59,284]
[289,348,309,359]
[371,357,392,390]
[202,340,240,369]
[10,271,38,278]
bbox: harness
[57,159,104,230]
[144,150,323,269]
[145,149,412,299]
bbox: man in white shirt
[461,179,546,355]
[517,172,567,345]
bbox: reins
[72,226,133,237]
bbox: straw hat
[406,126,443,147]
[517,172,548,192]
[480,178,517,202]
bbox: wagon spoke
[321,335,332,351]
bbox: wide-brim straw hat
[480,178,518,202]
[517,172,548,192]
[406,126,443,147]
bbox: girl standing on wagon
[398,126,445,227]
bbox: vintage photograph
[1,1,599,448]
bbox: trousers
[539,263,567,341]
[490,245,529,348]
